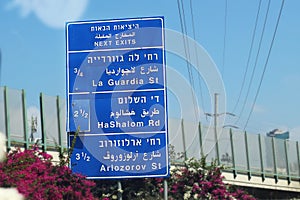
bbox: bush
[92,157,256,200]
[0,147,97,200]
[163,157,256,199]
[0,143,255,199]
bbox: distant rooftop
[266,129,289,139]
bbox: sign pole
[163,179,168,200]
[117,180,122,200]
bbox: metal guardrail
[1,86,300,185]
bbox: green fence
[169,119,300,183]
[1,86,300,182]
[0,86,66,152]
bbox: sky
[0,0,300,140]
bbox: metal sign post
[66,17,169,179]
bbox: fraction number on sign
[75,152,91,162]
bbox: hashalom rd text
[97,119,160,129]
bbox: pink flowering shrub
[92,157,256,200]
[156,157,256,200]
[0,147,97,200]
[0,143,255,199]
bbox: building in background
[266,129,289,140]
[265,129,290,173]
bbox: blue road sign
[66,17,169,179]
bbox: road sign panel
[66,16,168,179]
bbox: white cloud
[27,105,40,118]
[253,104,266,114]
[7,0,88,29]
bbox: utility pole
[214,93,219,164]
[205,93,235,165]
[30,115,37,142]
